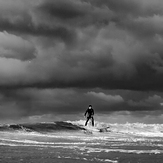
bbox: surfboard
[83,125,110,134]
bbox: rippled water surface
[1,121,163,163]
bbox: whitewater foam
[1,141,162,155]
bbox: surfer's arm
[92,109,94,115]
[84,109,88,116]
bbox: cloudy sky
[1,0,163,123]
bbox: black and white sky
[1,0,163,123]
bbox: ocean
[0,120,163,163]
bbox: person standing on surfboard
[84,105,94,126]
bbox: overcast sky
[1,0,163,123]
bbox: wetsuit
[84,108,94,126]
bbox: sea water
[0,120,163,163]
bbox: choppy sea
[1,120,163,163]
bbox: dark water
[0,121,163,163]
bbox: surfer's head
[88,105,92,109]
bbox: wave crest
[0,121,86,133]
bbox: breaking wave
[1,120,163,137]
[0,121,86,133]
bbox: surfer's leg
[91,117,94,126]
[85,117,89,126]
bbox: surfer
[84,105,94,126]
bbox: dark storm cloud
[1,88,163,121]
[88,0,139,15]
[1,0,163,122]
[38,0,86,20]
[0,16,75,43]
[29,0,163,91]
[0,31,36,61]
[36,0,112,27]
[0,0,163,92]
[0,88,88,119]
[0,0,76,45]
[0,0,163,91]
[86,91,163,112]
